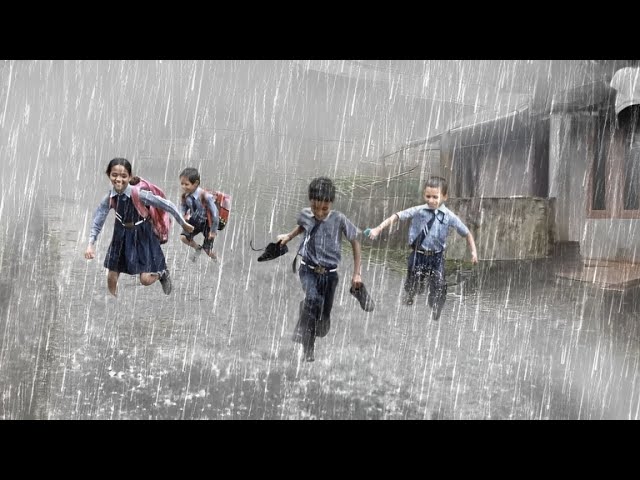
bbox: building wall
[549,114,583,242]
[474,136,533,197]
[549,113,640,263]
[444,118,548,199]
[445,197,553,261]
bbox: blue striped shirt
[297,208,358,268]
[396,203,469,252]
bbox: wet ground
[1,190,639,420]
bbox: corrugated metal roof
[411,96,531,146]
[448,94,531,133]
[550,80,613,113]
[450,106,528,134]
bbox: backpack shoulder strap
[130,185,149,218]
[298,220,321,255]
[292,220,321,273]
[200,190,214,227]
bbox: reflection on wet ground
[1,191,639,420]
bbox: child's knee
[139,273,156,286]
[180,235,190,245]
[304,297,322,314]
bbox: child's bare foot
[205,249,218,261]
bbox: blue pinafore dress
[104,193,167,275]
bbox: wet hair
[106,157,140,185]
[308,176,335,202]
[179,167,201,184]
[424,176,448,196]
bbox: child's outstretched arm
[179,195,190,221]
[465,232,478,264]
[367,213,400,240]
[85,195,110,259]
[139,190,194,233]
[349,238,363,288]
[276,225,304,245]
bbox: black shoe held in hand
[350,282,375,312]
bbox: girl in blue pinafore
[84,157,194,297]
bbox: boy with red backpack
[178,167,231,261]
[84,158,194,297]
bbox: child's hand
[367,227,381,240]
[276,233,290,245]
[351,273,362,288]
[84,244,95,260]
[208,231,217,241]
[183,223,195,233]
[471,252,478,264]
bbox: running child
[367,176,478,320]
[84,157,194,296]
[178,167,220,261]
[276,176,363,362]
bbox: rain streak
[0,60,639,420]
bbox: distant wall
[445,197,554,261]
[449,135,534,198]
[548,114,593,243]
[442,118,549,199]
[549,113,640,263]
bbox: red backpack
[181,189,231,231]
[109,178,172,244]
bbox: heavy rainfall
[1,59,639,420]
